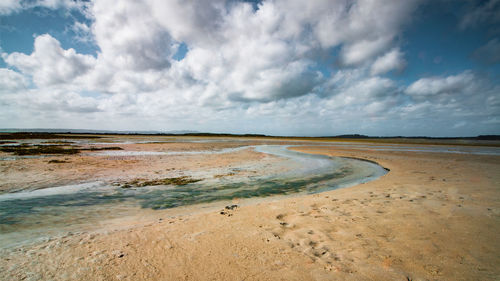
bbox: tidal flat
[0,134,499,280]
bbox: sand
[1,141,499,280]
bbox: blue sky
[0,0,499,136]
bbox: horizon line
[0,128,499,140]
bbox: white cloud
[370,48,406,75]
[148,0,226,47]
[340,36,393,66]
[31,90,101,113]
[337,0,419,65]
[0,88,101,121]
[0,0,21,15]
[0,69,29,93]
[404,71,500,124]
[323,75,400,116]
[91,0,173,71]
[3,34,96,87]
[2,0,499,136]
[3,0,421,100]
[27,0,84,10]
[0,0,90,15]
[405,71,475,98]
[70,21,93,43]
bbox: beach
[3,1,499,280]
[1,137,499,280]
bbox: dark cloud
[472,38,500,64]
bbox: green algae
[120,176,202,188]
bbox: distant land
[0,128,499,140]
[0,128,199,135]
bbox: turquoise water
[0,145,387,247]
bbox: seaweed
[0,144,123,155]
[120,176,201,188]
[42,140,75,144]
[84,146,123,151]
[0,145,80,155]
[213,172,236,178]
[47,159,68,164]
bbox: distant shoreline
[1,131,500,147]
[0,128,499,140]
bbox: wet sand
[0,141,274,193]
[1,140,499,280]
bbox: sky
[0,0,499,137]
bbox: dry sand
[1,142,499,280]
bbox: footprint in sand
[268,209,349,271]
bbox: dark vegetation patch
[213,172,236,178]
[0,145,80,155]
[85,146,123,151]
[42,140,75,144]
[0,145,123,155]
[0,141,17,144]
[120,176,201,188]
[48,159,68,164]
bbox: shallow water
[88,145,252,156]
[0,145,386,248]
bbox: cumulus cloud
[2,0,499,136]
[337,0,419,65]
[0,68,29,93]
[91,0,173,71]
[3,34,96,86]
[323,75,401,117]
[370,48,406,75]
[70,21,93,43]
[2,0,422,100]
[404,71,500,123]
[405,71,475,98]
[27,90,101,113]
[0,0,21,15]
[0,0,89,15]
[340,36,393,66]
[148,0,226,46]
[28,0,85,11]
